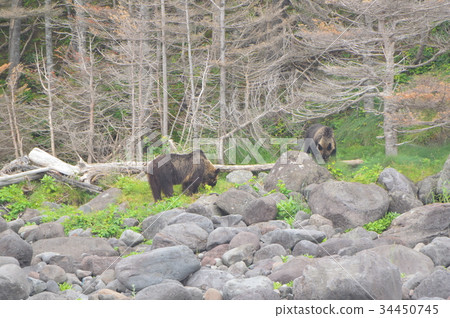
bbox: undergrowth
[363,212,401,234]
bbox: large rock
[80,255,121,276]
[31,237,118,263]
[293,250,402,300]
[367,245,434,276]
[268,255,315,284]
[260,229,326,250]
[140,208,185,240]
[115,245,200,291]
[436,154,450,195]
[22,222,65,243]
[0,264,31,299]
[417,173,440,205]
[221,244,255,267]
[388,191,423,214]
[412,268,450,300]
[308,181,389,229]
[216,189,256,216]
[223,276,280,300]
[201,244,230,266]
[39,264,67,284]
[206,227,241,250]
[119,229,144,247]
[229,231,260,250]
[378,167,418,196]
[152,222,209,252]
[226,170,254,184]
[185,268,234,291]
[168,212,214,234]
[381,203,450,248]
[420,237,450,267]
[78,188,122,213]
[135,280,192,300]
[264,151,332,192]
[0,217,7,233]
[241,195,279,225]
[253,244,287,263]
[0,229,33,266]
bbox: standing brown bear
[304,124,336,162]
[147,150,219,201]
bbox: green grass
[58,282,72,291]
[363,212,401,234]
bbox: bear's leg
[148,174,162,201]
[182,175,202,195]
[161,181,174,198]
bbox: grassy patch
[363,212,400,234]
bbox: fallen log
[0,167,50,187]
[29,148,80,176]
[215,163,275,172]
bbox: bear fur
[304,124,336,162]
[147,150,219,201]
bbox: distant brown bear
[147,150,219,201]
[304,124,336,162]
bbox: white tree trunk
[160,0,169,138]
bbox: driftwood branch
[0,167,50,187]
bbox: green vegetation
[276,193,311,227]
[280,255,290,263]
[363,212,401,234]
[58,282,72,291]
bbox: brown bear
[147,150,219,201]
[304,124,336,162]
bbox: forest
[0,0,449,167]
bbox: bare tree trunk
[185,0,198,139]
[218,0,226,164]
[5,67,23,158]
[8,0,22,85]
[379,19,398,156]
[160,0,169,138]
[87,41,96,163]
[45,0,56,156]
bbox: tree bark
[160,0,169,138]
[8,0,22,84]
[45,0,56,156]
[218,0,226,164]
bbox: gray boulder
[260,229,326,250]
[221,244,256,267]
[381,203,450,247]
[119,229,144,247]
[115,245,200,291]
[253,244,287,263]
[229,231,260,250]
[269,255,315,284]
[308,181,389,229]
[223,276,280,300]
[378,167,418,196]
[78,188,122,213]
[420,237,450,267]
[417,173,440,204]
[186,268,234,291]
[0,256,20,267]
[292,240,320,257]
[317,238,355,257]
[0,229,33,266]
[135,280,192,300]
[189,194,223,217]
[206,227,241,250]
[22,222,65,243]
[388,191,423,214]
[0,264,31,299]
[140,208,184,240]
[152,222,209,252]
[436,154,450,195]
[7,218,25,233]
[412,268,450,300]
[241,195,279,225]
[293,250,402,300]
[264,151,332,192]
[31,236,118,263]
[250,220,290,235]
[226,170,254,184]
[212,214,244,228]
[367,244,434,276]
[168,212,214,233]
[0,217,8,233]
[80,255,121,276]
[216,189,256,216]
[39,264,67,284]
